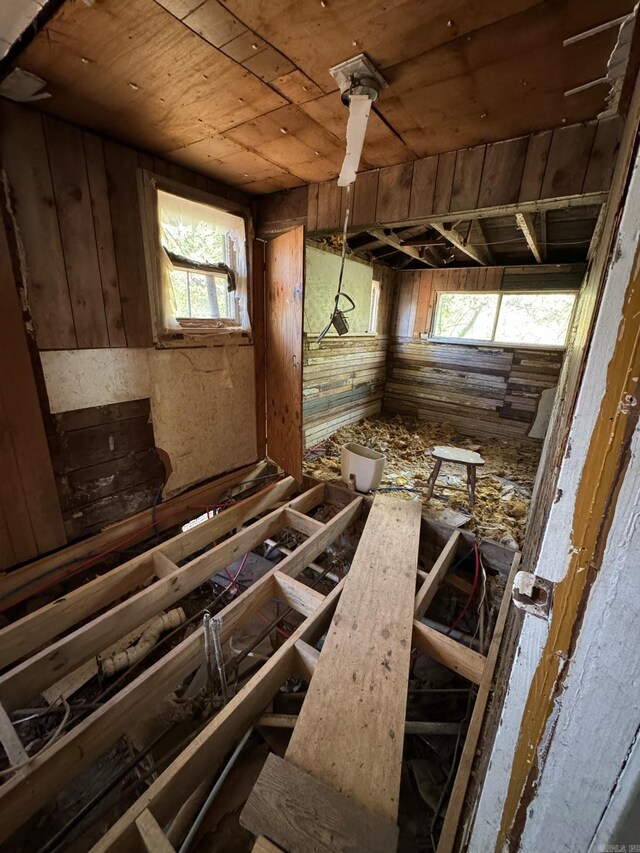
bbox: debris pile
[304,414,542,547]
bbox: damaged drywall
[40,348,151,412]
[149,346,257,495]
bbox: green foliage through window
[432,291,575,347]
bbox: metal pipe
[178,726,254,853]
[210,615,229,704]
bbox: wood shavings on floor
[303,414,542,548]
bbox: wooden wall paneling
[375,163,413,223]
[44,116,110,349]
[582,116,624,193]
[450,145,486,212]
[0,220,66,564]
[265,225,304,479]
[316,180,342,231]
[540,122,598,199]
[518,130,553,202]
[433,151,456,214]
[307,182,319,232]
[409,155,438,219]
[103,141,153,347]
[477,137,529,208]
[303,335,388,447]
[0,391,37,566]
[414,270,433,336]
[254,238,267,458]
[258,186,308,236]
[352,169,379,227]
[83,133,127,347]
[0,103,76,349]
[47,399,164,540]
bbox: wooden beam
[91,579,351,851]
[273,572,325,618]
[436,552,521,853]
[400,236,447,247]
[0,486,330,712]
[515,212,543,263]
[293,639,320,681]
[587,203,607,261]
[282,508,324,537]
[369,229,437,268]
[0,497,363,844]
[0,476,299,674]
[242,754,399,853]
[310,192,609,237]
[539,210,548,261]
[285,496,421,821]
[429,222,490,265]
[0,701,27,767]
[412,620,486,685]
[0,460,270,611]
[414,531,461,619]
[136,809,175,853]
[0,477,298,668]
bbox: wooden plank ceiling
[6,0,637,193]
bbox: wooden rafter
[369,229,438,268]
[429,221,490,265]
[515,212,543,263]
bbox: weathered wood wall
[45,400,165,540]
[0,205,66,570]
[0,100,248,351]
[383,266,579,439]
[0,101,258,565]
[303,265,394,447]
[258,117,622,237]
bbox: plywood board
[286,495,421,820]
[265,226,304,480]
[149,346,257,495]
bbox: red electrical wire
[1,480,282,610]
[257,610,290,639]
[223,552,249,594]
[446,541,481,637]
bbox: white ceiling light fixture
[329,53,387,187]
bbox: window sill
[419,334,566,351]
[156,328,251,348]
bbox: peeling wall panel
[149,346,257,495]
[40,348,151,413]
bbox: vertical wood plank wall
[0,101,255,566]
[0,100,248,352]
[383,268,575,439]
[0,211,66,568]
[303,265,394,447]
[257,116,622,237]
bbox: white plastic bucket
[340,443,386,493]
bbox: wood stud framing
[0,487,513,851]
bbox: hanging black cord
[317,183,354,342]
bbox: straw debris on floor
[304,414,542,547]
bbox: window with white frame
[141,174,250,342]
[368,279,381,334]
[431,290,576,347]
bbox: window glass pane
[169,270,190,317]
[433,292,499,340]
[494,293,575,346]
[169,271,230,320]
